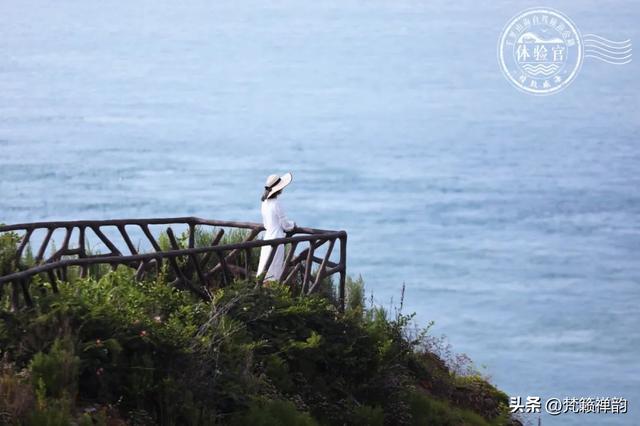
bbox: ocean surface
[1,1,638,424]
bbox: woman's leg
[266,244,285,281]
[256,245,272,277]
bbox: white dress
[256,198,295,281]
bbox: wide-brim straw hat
[264,172,293,199]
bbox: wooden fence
[0,217,347,311]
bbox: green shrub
[0,229,21,276]
[230,399,318,426]
[351,404,385,426]
[409,390,494,426]
[27,378,73,426]
[346,275,365,314]
[29,339,79,399]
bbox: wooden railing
[0,217,347,311]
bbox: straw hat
[264,172,293,199]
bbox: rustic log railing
[0,217,347,311]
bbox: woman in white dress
[256,172,296,281]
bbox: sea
[0,1,638,424]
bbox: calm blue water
[1,1,639,424]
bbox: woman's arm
[276,201,295,231]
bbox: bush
[29,338,79,399]
[409,391,491,426]
[27,387,73,426]
[346,275,365,314]
[0,364,35,425]
[351,404,385,426]
[230,399,318,426]
[0,229,21,277]
[0,266,513,425]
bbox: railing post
[279,241,298,283]
[339,232,347,312]
[188,223,196,248]
[301,243,315,294]
[21,279,33,308]
[47,270,59,293]
[79,226,88,278]
[10,281,20,312]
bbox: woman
[256,172,296,281]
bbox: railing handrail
[0,216,335,235]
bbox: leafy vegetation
[0,229,21,277]
[0,228,515,425]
